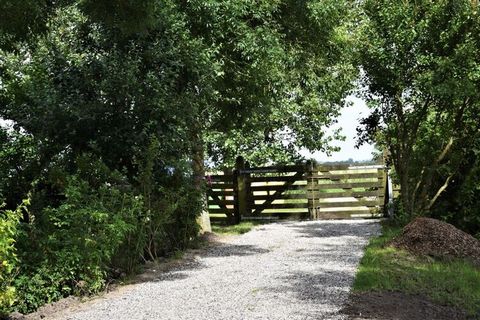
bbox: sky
[0,118,12,129]
[299,96,376,162]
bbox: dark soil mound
[341,291,469,320]
[391,217,480,266]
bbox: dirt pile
[391,217,480,266]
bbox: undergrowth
[211,221,265,235]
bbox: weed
[211,221,266,235]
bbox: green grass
[354,223,480,315]
[211,221,265,235]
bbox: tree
[357,0,480,217]
[182,0,356,168]
[181,0,357,228]
[0,0,158,49]
[1,3,212,180]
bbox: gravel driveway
[55,220,380,320]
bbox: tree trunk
[398,158,414,216]
[391,141,416,217]
[191,124,211,233]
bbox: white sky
[0,119,10,128]
[300,96,376,162]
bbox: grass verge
[353,222,480,315]
[211,221,265,235]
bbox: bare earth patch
[341,291,469,320]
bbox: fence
[206,157,390,223]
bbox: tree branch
[412,167,425,198]
[408,95,430,147]
[393,94,406,151]
[414,136,455,213]
[438,137,454,163]
[426,173,454,211]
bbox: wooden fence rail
[206,156,390,223]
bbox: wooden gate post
[234,156,251,223]
[384,168,394,218]
[244,161,253,217]
[382,150,394,218]
[307,160,317,219]
[233,168,240,224]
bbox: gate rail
[206,157,390,223]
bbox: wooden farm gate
[206,157,390,223]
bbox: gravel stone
[56,220,380,320]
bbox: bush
[0,130,38,211]
[13,176,142,313]
[7,150,202,314]
[0,201,24,316]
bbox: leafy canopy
[357,0,480,217]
